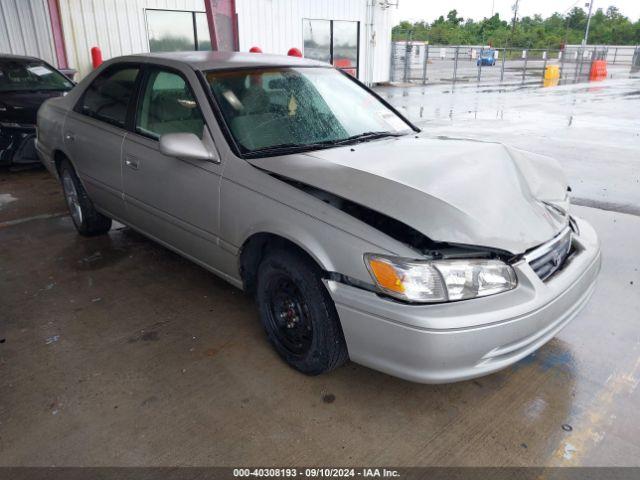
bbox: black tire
[256,248,348,375]
[59,159,112,236]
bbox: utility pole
[582,1,594,46]
[511,0,520,33]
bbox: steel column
[46,0,68,69]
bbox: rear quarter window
[79,66,140,127]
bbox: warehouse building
[0,0,397,84]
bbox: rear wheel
[256,248,348,375]
[59,159,111,236]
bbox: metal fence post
[613,47,618,65]
[402,30,411,83]
[389,42,396,82]
[559,48,565,84]
[500,48,506,83]
[421,44,429,85]
[476,47,482,83]
[586,48,596,81]
[453,46,459,84]
[541,51,548,86]
[521,49,528,84]
[573,47,581,83]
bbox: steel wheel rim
[62,170,83,225]
[265,274,313,356]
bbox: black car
[0,54,74,166]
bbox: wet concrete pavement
[1,168,639,466]
[377,76,640,215]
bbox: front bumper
[35,138,58,178]
[326,216,601,383]
[0,124,38,165]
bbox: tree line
[392,6,640,48]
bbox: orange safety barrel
[589,60,608,81]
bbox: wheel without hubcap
[256,248,349,375]
[265,274,313,357]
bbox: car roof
[0,53,45,62]
[117,51,329,71]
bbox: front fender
[220,160,416,285]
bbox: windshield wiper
[243,141,339,157]
[244,131,407,158]
[331,131,406,146]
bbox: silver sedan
[36,52,601,383]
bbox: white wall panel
[236,0,367,56]
[234,0,394,83]
[0,0,57,66]
[58,0,205,78]
[52,0,394,82]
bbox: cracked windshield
[206,67,413,155]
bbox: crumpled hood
[249,136,569,254]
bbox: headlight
[364,254,517,303]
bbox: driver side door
[122,66,224,270]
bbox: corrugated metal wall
[2,0,395,82]
[236,0,365,57]
[0,0,57,66]
[369,3,396,84]
[235,0,394,83]
[58,0,206,79]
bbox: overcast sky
[394,0,640,23]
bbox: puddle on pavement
[0,193,18,210]
[57,227,150,271]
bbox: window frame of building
[302,19,360,78]
[145,8,212,53]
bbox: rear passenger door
[122,66,224,268]
[63,64,141,220]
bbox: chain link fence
[390,41,637,86]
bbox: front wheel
[256,248,348,375]
[59,159,111,236]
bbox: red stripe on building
[204,0,239,51]
[47,0,68,69]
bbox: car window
[80,66,140,127]
[206,67,412,154]
[135,69,205,140]
[0,59,73,93]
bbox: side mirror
[159,133,216,162]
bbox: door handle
[124,156,139,170]
[64,132,75,142]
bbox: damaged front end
[249,135,579,303]
[276,174,512,261]
[272,174,525,304]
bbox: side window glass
[80,67,139,127]
[136,70,205,140]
